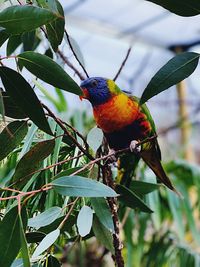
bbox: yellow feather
[107,79,116,94]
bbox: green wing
[129,95,161,160]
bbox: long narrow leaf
[0,206,27,267]
[0,5,59,34]
[140,52,200,104]
[19,216,30,267]
[0,66,52,135]
[146,0,200,17]
[0,121,28,161]
[17,52,82,95]
[13,139,55,183]
[52,176,118,197]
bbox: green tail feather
[117,148,182,198]
[140,146,182,198]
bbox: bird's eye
[91,80,98,87]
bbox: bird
[80,77,180,196]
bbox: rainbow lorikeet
[80,77,179,196]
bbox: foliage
[0,0,200,267]
[146,0,200,17]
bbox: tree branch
[0,185,52,201]
[57,49,85,81]
[11,153,84,187]
[58,197,79,229]
[113,47,132,81]
[70,135,157,177]
[65,29,89,79]
[42,103,95,161]
[102,165,124,267]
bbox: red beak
[79,88,89,101]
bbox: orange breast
[93,94,139,133]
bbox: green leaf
[140,52,200,104]
[165,159,200,187]
[146,0,200,16]
[26,232,46,243]
[182,188,200,245]
[13,139,55,182]
[0,91,27,119]
[150,198,161,230]
[91,198,114,232]
[0,66,52,135]
[17,51,82,95]
[0,121,28,161]
[45,0,65,51]
[38,214,76,234]
[0,5,59,34]
[129,180,160,195]
[116,184,153,213]
[0,27,9,47]
[87,127,103,153]
[6,35,22,56]
[19,123,38,158]
[36,0,57,10]
[32,229,60,258]
[92,215,114,254]
[44,255,61,267]
[28,207,62,229]
[53,167,85,180]
[19,216,30,267]
[45,47,53,58]
[52,176,118,197]
[77,206,93,237]
[166,190,185,240]
[21,30,41,52]
[0,206,27,267]
[11,259,23,267]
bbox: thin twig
[0,55,16,61]
[40,24,85,81]
[113,47,132,81]
[56,117,89,149]
[11,153,84,187]
[59,197,79,229]
[65,29,89,79]
[0,186,52,201]
[43,103,95,161]
[70,135,157,177]
[57,49,85,81]
[16,0,22,5]
[0,187,22,193]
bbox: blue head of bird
[80,77,120,106]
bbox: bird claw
[130,140,141,153]
[106,148,117,164]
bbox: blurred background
[1,1,200,266]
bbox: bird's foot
[106,148,117,164]
[130,140,141,153]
